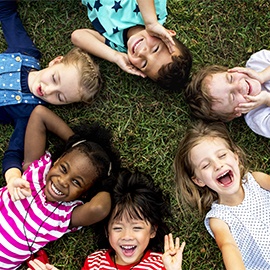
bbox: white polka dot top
[205,172,270,269]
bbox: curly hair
[174,121,248,216]
[61,47,102,103]
[156,37,192,92]
[184,65,236,122]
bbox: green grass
[0,0,269,269]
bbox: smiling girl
[0,106,120,269]
[28,169,185,270]
[174,121,270,270]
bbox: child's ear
[234,112,242,118]
[48,56,64,67]
[167,29,176,37]
[150,225,158,239]
[191,176,205,187]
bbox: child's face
[28,57,82,105]
[127,29,180,80]
[206,71,261,117]
[108,212,156,266]
[190,137,241,203]
[45,149,97,202]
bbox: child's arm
[162,233,185,270]
[210,218,245,270]
[27,259,59,270]
[71,29,145,77]
[5,106,74,202]
[252,171,270,190]
[23,105,74,170]
[136,0,175,53]
[69,191,111,228]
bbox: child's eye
[60,164,67,173]
[153,46,159,53]
[230,75,233,83]
[52,74,56,82]
[72,179,81,187]
[57,93,64,103]
[202,163,209,169]
[112,227,122,231]
[141,61,147,69]
[219,153,226,158]
[133,226,143,231]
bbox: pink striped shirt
[82,249,165,270]
[0,152,82,270]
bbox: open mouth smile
[120,245,136,256]
[51,183,64,196]
[132,39,143,54]
[216,170,233,187]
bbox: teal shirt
[82,0,167,52]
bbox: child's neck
[218,185,245,206]
[127,25,145,39]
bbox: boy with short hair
[72,0,192,92]
[0,1,102,184]
[185,49,270,138]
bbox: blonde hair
[185,65,236,122]
[173,121,247,216]
[61,47,102,103]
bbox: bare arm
[5,106,73,201]
[69,191,111,228]
[252,171,270,190]
[210,218,245,270]
[23,105,74,170]
[71,29,145,77]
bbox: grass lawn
[0,0,269,269]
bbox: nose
[43,86,56,96]
[121,229,134,240]
[233,79,245,95]
[137,46,148,57]
[58,175,69,188]
[213,159,223,171]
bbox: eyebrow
[57,71,68,103]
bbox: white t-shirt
[245,49,270,138]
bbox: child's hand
[6,168,31,202]
[162,233,185,270]
[27,259,59,270]
[114,51,146,78]
[228,67,264,84]
[235,91,270,115]
[145,22,175,54]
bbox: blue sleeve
[1,104,37,176]
[0,1,41,59]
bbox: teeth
[121,246,135,250]
[52,183,64,195]
[217,171,229,179]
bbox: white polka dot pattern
[0,53,44,105]
[205,172,270,269]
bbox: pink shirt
[0,152,82,269]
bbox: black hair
[52,122,121,202]
[96,169,170,252]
